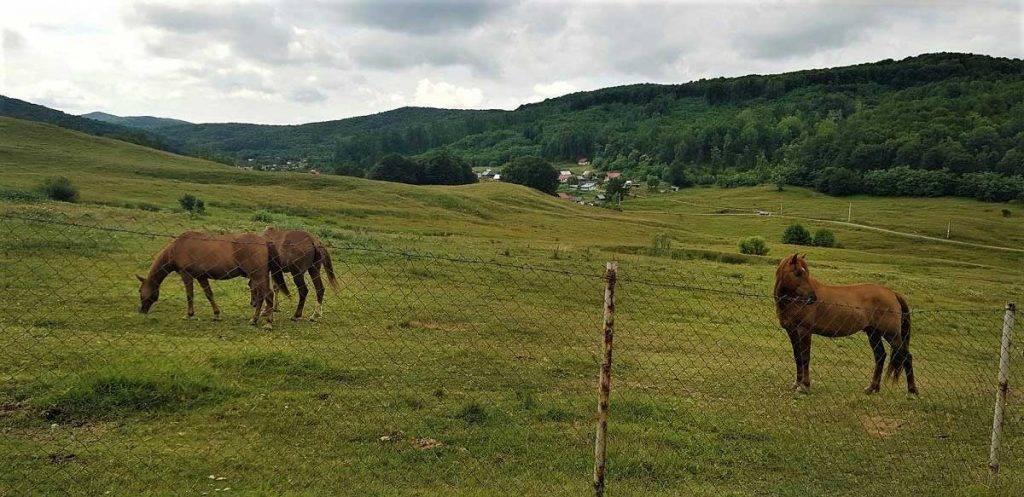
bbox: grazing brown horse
[137,231,290,327]
[263,226,338,321]
[774,254,916,394]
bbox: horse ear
[136,274,145,283]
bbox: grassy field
[1,117,1023,496]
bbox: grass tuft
[454,402,489,424]
[210,351,358,383]
[36,369,228,422]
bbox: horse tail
[316,243,339,292]
[267,240,291,299]
[887,292,911,384]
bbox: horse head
[774,253,816,305]
[137,274,160,313]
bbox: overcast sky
[2,0,1021,125]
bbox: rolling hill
[81,111,192,131]
[2,115,1024,496]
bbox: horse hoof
[212,314,221,321]
[908,387,919,395]
[864,385,880,394]
[291,316,304,322]
[262,324,274,331]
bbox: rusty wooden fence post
[989,301,1016,476]
[593,261,617,497]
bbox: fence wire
[0,213,1019,496]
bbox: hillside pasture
[1,118,1023,496]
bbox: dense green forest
[0,96,172,151]
[4,53,1023,201]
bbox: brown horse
[774,254,916,394]
[137,231,290,327]
[263,226,338,321]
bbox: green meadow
[1,116,1023,496]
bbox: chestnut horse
[263,226,338,321]
[137,231,289,327]
[774,254,916,394]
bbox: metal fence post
[989,301,1016,475]
[593,261,617,497]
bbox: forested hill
[80,111,192,131]
[6,53,1024,201]
[0,96,171,152]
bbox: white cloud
[532,81,577,99]
[412,78,483,109]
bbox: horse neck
[145,249,174,288]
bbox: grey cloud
[3,28,25,51]
[289,87,328,103]
[349,34,501,77]
[328,0,514,35]
[129,2,338,66]
[735,6,886,61]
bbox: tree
[501,156,558,195]
[605,177,628,199]
[781,223,812,246]
[370,154,421,184]
[418,149,477,185]
[815,167,862,196]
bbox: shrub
[781,223,812,246]
[0,187,42,202]
[1002,208,1012,218]
[738,236,769,256]
[39,177,79,202]
[178,194,206,215]
[812,229,837,247]
[252,210,276,223]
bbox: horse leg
[249,277,265,327]
[291,272,309,321]
[905,351,918,395]
[309,266,325,321]
[798,333,812,391]
[865,330,885,394]
[787,329,804,390]
[197,277,221,319]
[181,274,195,318]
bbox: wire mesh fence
[0,212,1020,496]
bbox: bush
[252,210,276,223]
[781,223,813,245]
[1002,208,1012,218]
[738,236,769,255]
[812,229,837,247]
[39,177,79,202]
[178,194,206,215]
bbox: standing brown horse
[263,226,338,321]
[137,231,289,327]
[774,254,916,394]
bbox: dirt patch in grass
[859,415,904,438]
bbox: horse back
[263,229,317,271]
[169,231,269,278]
[817,283,903,334]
